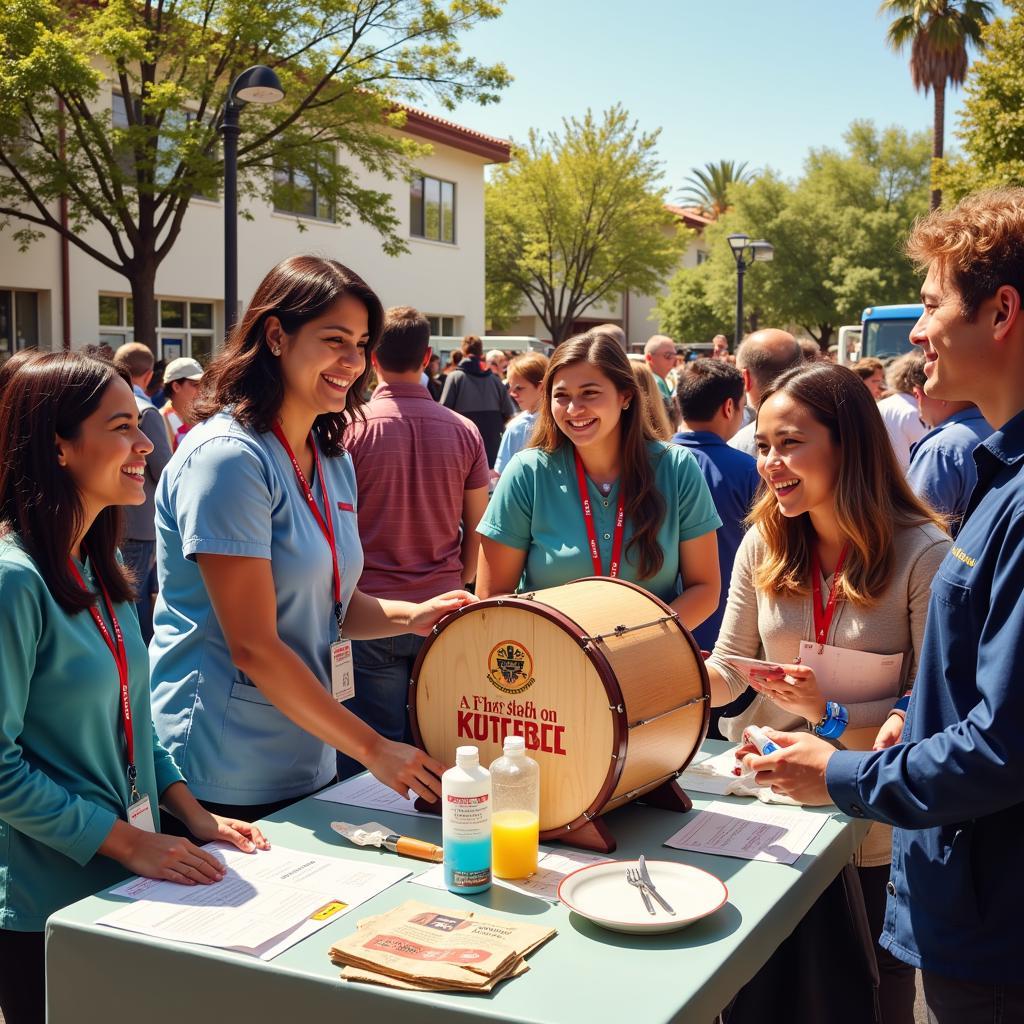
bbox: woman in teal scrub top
[150,256,472,823]
[0,352,267,1024]
[477,330,722,628]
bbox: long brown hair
[749,362,946,605]
[531,331,667,579]
[194,255,383,456]
[631,361,673,440]
[0,351,135,612]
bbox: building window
[0,289,40,356]
[411,175,455,243]
[273,147,336,221]
[696,249,710,265]
[97,294,215,362]
[426,315,457,336]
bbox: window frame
[410,174,456,244]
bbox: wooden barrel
[409,577,709,846]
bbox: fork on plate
[626,867,656,915]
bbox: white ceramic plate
[557,859,728,934]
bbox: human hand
[408,591,477,636]
[365,738,447,803]
[749,663,826,724]
[185,809,271,854]
[736,729,836,805]
[102,821,229,886]
[872,712,905,751]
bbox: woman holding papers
[149,256,472,827]
[476,330,721,628]
[0,352,268,1024]
[705,362,949,1024]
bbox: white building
[490,204,712,349]
[0,102,510,361]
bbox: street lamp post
[219,65,285,336]
[726,233,774,350]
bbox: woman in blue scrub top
[476,330,722,629]
[150,256,473,823]
[0,353,266,1024]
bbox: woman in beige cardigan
[706,362,949,1024]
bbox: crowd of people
[1,186,1023,1024]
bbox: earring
[623,403,631,411]
[271,346,281,356]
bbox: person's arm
[341,585,475,639]
[670,531,720,632]
[439,372,460,409]
[476,537,528,598]
[906,445,959,519]
[140,405,172,482]
[460,485,490,586]
[196,553,448,800]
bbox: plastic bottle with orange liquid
[488,736,540,879]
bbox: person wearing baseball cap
[161,357,204,452]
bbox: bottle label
[444,793,490,840]
[450,866,491,889]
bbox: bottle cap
[455,745,479,764]
[503,735,526,754]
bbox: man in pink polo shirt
[338,307,490,777]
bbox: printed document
[798,641,904,702]
[410,847,610,902]
[663,800,828,865]
[314,774,429,817]
[99,843,410,959]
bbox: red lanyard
[68,558,138,797]
[271,424,342,628]
[574,450,626,578]
[810,543,850,647]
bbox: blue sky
[443,0,1004,189]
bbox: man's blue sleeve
[906,444,964,519]
[827,514,1024,827]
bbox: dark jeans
[0,928,45,1024]
[859,864,917,1024]
[337,633,425,780]
[922,971,1024,1024]
[121,538,156,645]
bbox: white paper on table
[313,774,426,816]
[663,800,827,865]
[797,642,904,703]
[677,748,800,806]
[101,843,410,959]
[410,847,611,902]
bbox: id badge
[331,639,356,702]
[128,794,156,833]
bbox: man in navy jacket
[743,188,1024,1022]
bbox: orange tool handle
[395,836,444,862]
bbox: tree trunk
[819,324,834,349]
[128,261,159,354]
[931,82,945,211]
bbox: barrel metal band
[580,613,679,646]
[627,693,709,729]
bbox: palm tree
[678,159,753,218]
[881,0,994,209]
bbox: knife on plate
[638,854,676,915]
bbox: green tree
[881,0,994,209]
[655,264,728,344]
[658,122,930,348]
[0,0,509,349]
[938,0,1024,199]
[678,159,753,218]
[485,106,687,345]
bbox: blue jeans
[120,539,156,645]
[336,633,425,780]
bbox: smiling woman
[149,256,474,831]
[0,352,268,1024]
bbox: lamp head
[230,65,285,105]
[727,233,750,254]
[749,240,774,262]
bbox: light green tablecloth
[46,742,869,1023]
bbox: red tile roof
[664,204,715,229]
[396,104,511,163]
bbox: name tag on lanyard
[128,794,156,833]
[330,639,356,703]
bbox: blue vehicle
[859,303,924,361]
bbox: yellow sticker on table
[311,900,348,921]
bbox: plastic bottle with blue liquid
[442,745,492,894]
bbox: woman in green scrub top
[477,330,722,629]
[0,352,268,1024]
[150,256,473,825]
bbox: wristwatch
[813,701,849,740]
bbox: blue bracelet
[893,695,911,714]
[814,701,849,740]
